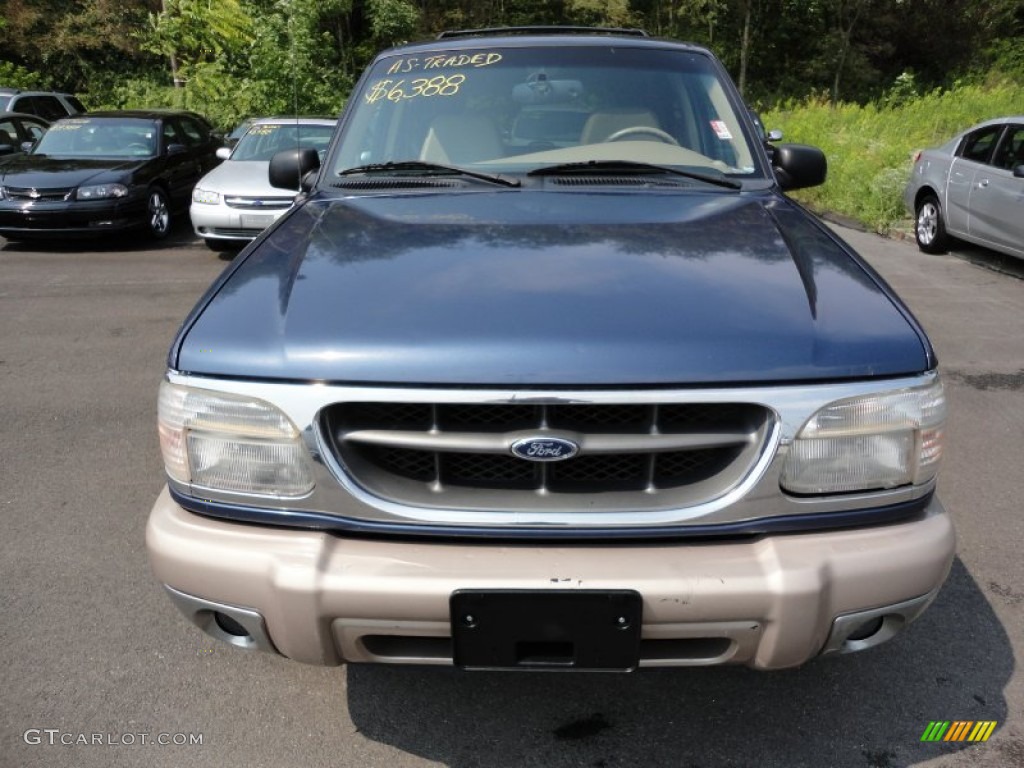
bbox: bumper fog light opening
[845,616,885,642]
[213,611,251,638]
[822,588,940,657]
[162,585,278,654]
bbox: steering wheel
[605,126,680,146]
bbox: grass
[762,81,1024,233]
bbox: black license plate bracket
[450,589,642,671]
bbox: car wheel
[915,194,948,254]
[146,188,172,240]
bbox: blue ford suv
[148,28,954,671]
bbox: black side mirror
[269,148,321,191]
[773,144,827,191]
[1013,164,1024,179]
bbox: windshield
[231,122,335,161]
[33,117,157,158]
[333,44,761,179]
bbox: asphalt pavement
[1,221,1022,768]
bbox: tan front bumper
[146,487,955,670]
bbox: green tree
[147,0,254,86]
[366,0,419,46]
[565,0,633,26]
[0,0,158,95]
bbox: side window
[176,117,207,146]
[24,121,47,142]
[13,96,39,117]
[162,120,183,149]
[958,125,1003,165]
[24,96,67,121]
[993,124,1024,172]
[65,96,86,113]
[0,119,17,146]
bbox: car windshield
[333,44,761,179]
[231,122,335,161]
[33,117,157,158]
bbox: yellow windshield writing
[386,52,502,75]
[364,74,466,105]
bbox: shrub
[763,81,1024,232]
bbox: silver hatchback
[904,116,1024,260]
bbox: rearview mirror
[513,75,584,105]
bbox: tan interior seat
[420,114,504,164]
[580,109,661,144]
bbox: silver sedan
[904,116,1024,259]
[190,117,336,250]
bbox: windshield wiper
[339,161,520,188]
[527,160,741,189]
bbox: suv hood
[174,190,931,385]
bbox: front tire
[146,187,171,240]
[915,194,948,254]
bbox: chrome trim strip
[169,485,931,539]
[164,371,939,530]
[343,427,751,454]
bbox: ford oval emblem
[510,436,579,462]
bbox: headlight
[76,183,128,200]
[192,188,221,204]
[158,381,314,498]
[781,378,946,494]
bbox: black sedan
[0,110,222,240]
[0,112,49,156]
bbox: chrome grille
[224,196,294,210]
[322,402,772,512]
[4,186,73,201]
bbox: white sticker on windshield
[710,120,733,140]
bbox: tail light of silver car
[158,381,314,498]
[780,377,946,494]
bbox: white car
[190,117,336,250]
[904,116,1024,260]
